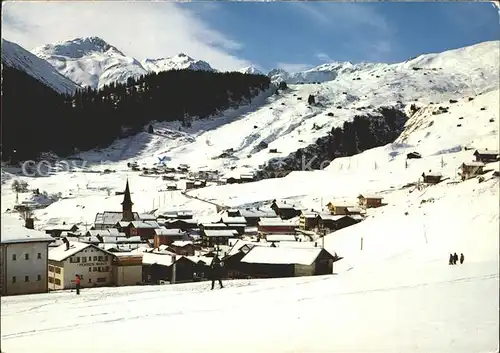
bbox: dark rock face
[255,107,408,179]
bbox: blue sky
[2,1,499,72]
[191,1,500,72]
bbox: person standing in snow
[449,253,454,265]
[460,253,464,264]
[75,274,81,295]
[210,255,224,290]
[453,253,458,265]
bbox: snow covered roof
[241,247,329,266]
[142,252,192,267]
[266,234,297,242]
[44,224,78,231]
[461,161,485,167]
[238,208,277,218]
[154,228,185,236]
[139,213,157,221]
[258,218,297,227]
[86,229,125,237]
[201,223,227,228]
[95,211,140,226]
[358,194,384,199]
[171,240,193,247]
[474,149,499,156]
[49,241,105,261]
[221,216,247,224]
[203,229,239,237]
[1,226,54,244]
[301,212,318,218]
[129,221,160,229]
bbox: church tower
[121,179,134,221]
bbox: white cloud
[277,62,313,72]
[1,1,251,71]
[316,52,333,62]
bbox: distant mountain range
[2,36,500,96]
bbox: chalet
[239,247,337,278]
[202,229,239,247]
[163,173,176,181]
[219,215,247,235]
[358,194,383,209]
[406,152,422,159]
[163,219,198,230]
[226,177,240,184]
[270,200,302,220]
[473,150,500,163]
[193,180,207,188]
[185,180,196,189]
[142,252,196,283]
[421,172,442,184]
[460,162,485,181]
[153,228,186,248]
[112,252,143,286]
[169,240,195,256]
[1,225,54,296]
[48,240,115,290]
[299,211,319,231]
[332,215,362,231]
[239,208,277,226]
[44,223,79,238]
[167,183,177,190]
[317,214,340,231]
[326,203,355,216]
[258,218,297,235]
[200,223,228,233]
[128,221,160,240]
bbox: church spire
[121,179,133,221]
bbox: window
[25,253,29,260]
[12,254,16,261]
[82,257,87,262]
[93,267,98,272]
[70,256,80,263]
[98,256,103,261]
[55,267,61,274]
[88,278,92,283]
[48,277,54,283]
[37,275,41,281]
[37,253,42,259]
[25,276,29,282]
[89,267,92,272]
[12,276,16,283]
[96,277,106,283]
[54,279,61,285]
[93,256,97,261]
[48,265,54,272]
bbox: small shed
[460,162,485,181]
[421,172,442,184]
[406,152,422,159]
[357,194,383,208]
[473,150,499,163]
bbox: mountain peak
[33,36,125,59]
[142,53,214,74]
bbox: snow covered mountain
[32,36,148,90]
[239,65,264,75]
[142,53,214,74]
[269,40,500,86]
[1,38,81,95]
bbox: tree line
[2,66,270,162]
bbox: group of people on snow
[449,252,464,265]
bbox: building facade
[1,226,53,296]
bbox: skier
[210,255,224,290]
[75,274,81,295]
[460,253,464,264]
[449,253,454,265]
[453,252,458,265]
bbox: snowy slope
[32,37,148,90]
[1,38,81,95]
[142,53,214,73]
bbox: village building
[421,172,442,184]
[168,241,195,256]
[460,162,485,181]
[239,174,255,183]
[202,229,239,247]
[163,219,198,230]
[473,150,500,163]
[238,208,277,226]
[44,223,79,238]
[258,218,297,235]
[128,221,161,240]
[94,180,141,229]
[1,225,54,296]
[270,200,302,220]
[48,239,115,290]
[218,215,247,235]
[239,246,337,278]
[142,252,196,284]
[326,203,354,216]
[299,211,320,231]
[112,252,143,286]
[357,194,384,209]
[153,228,186,248]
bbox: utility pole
[360,236,364,251]
[171,254,176,284]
